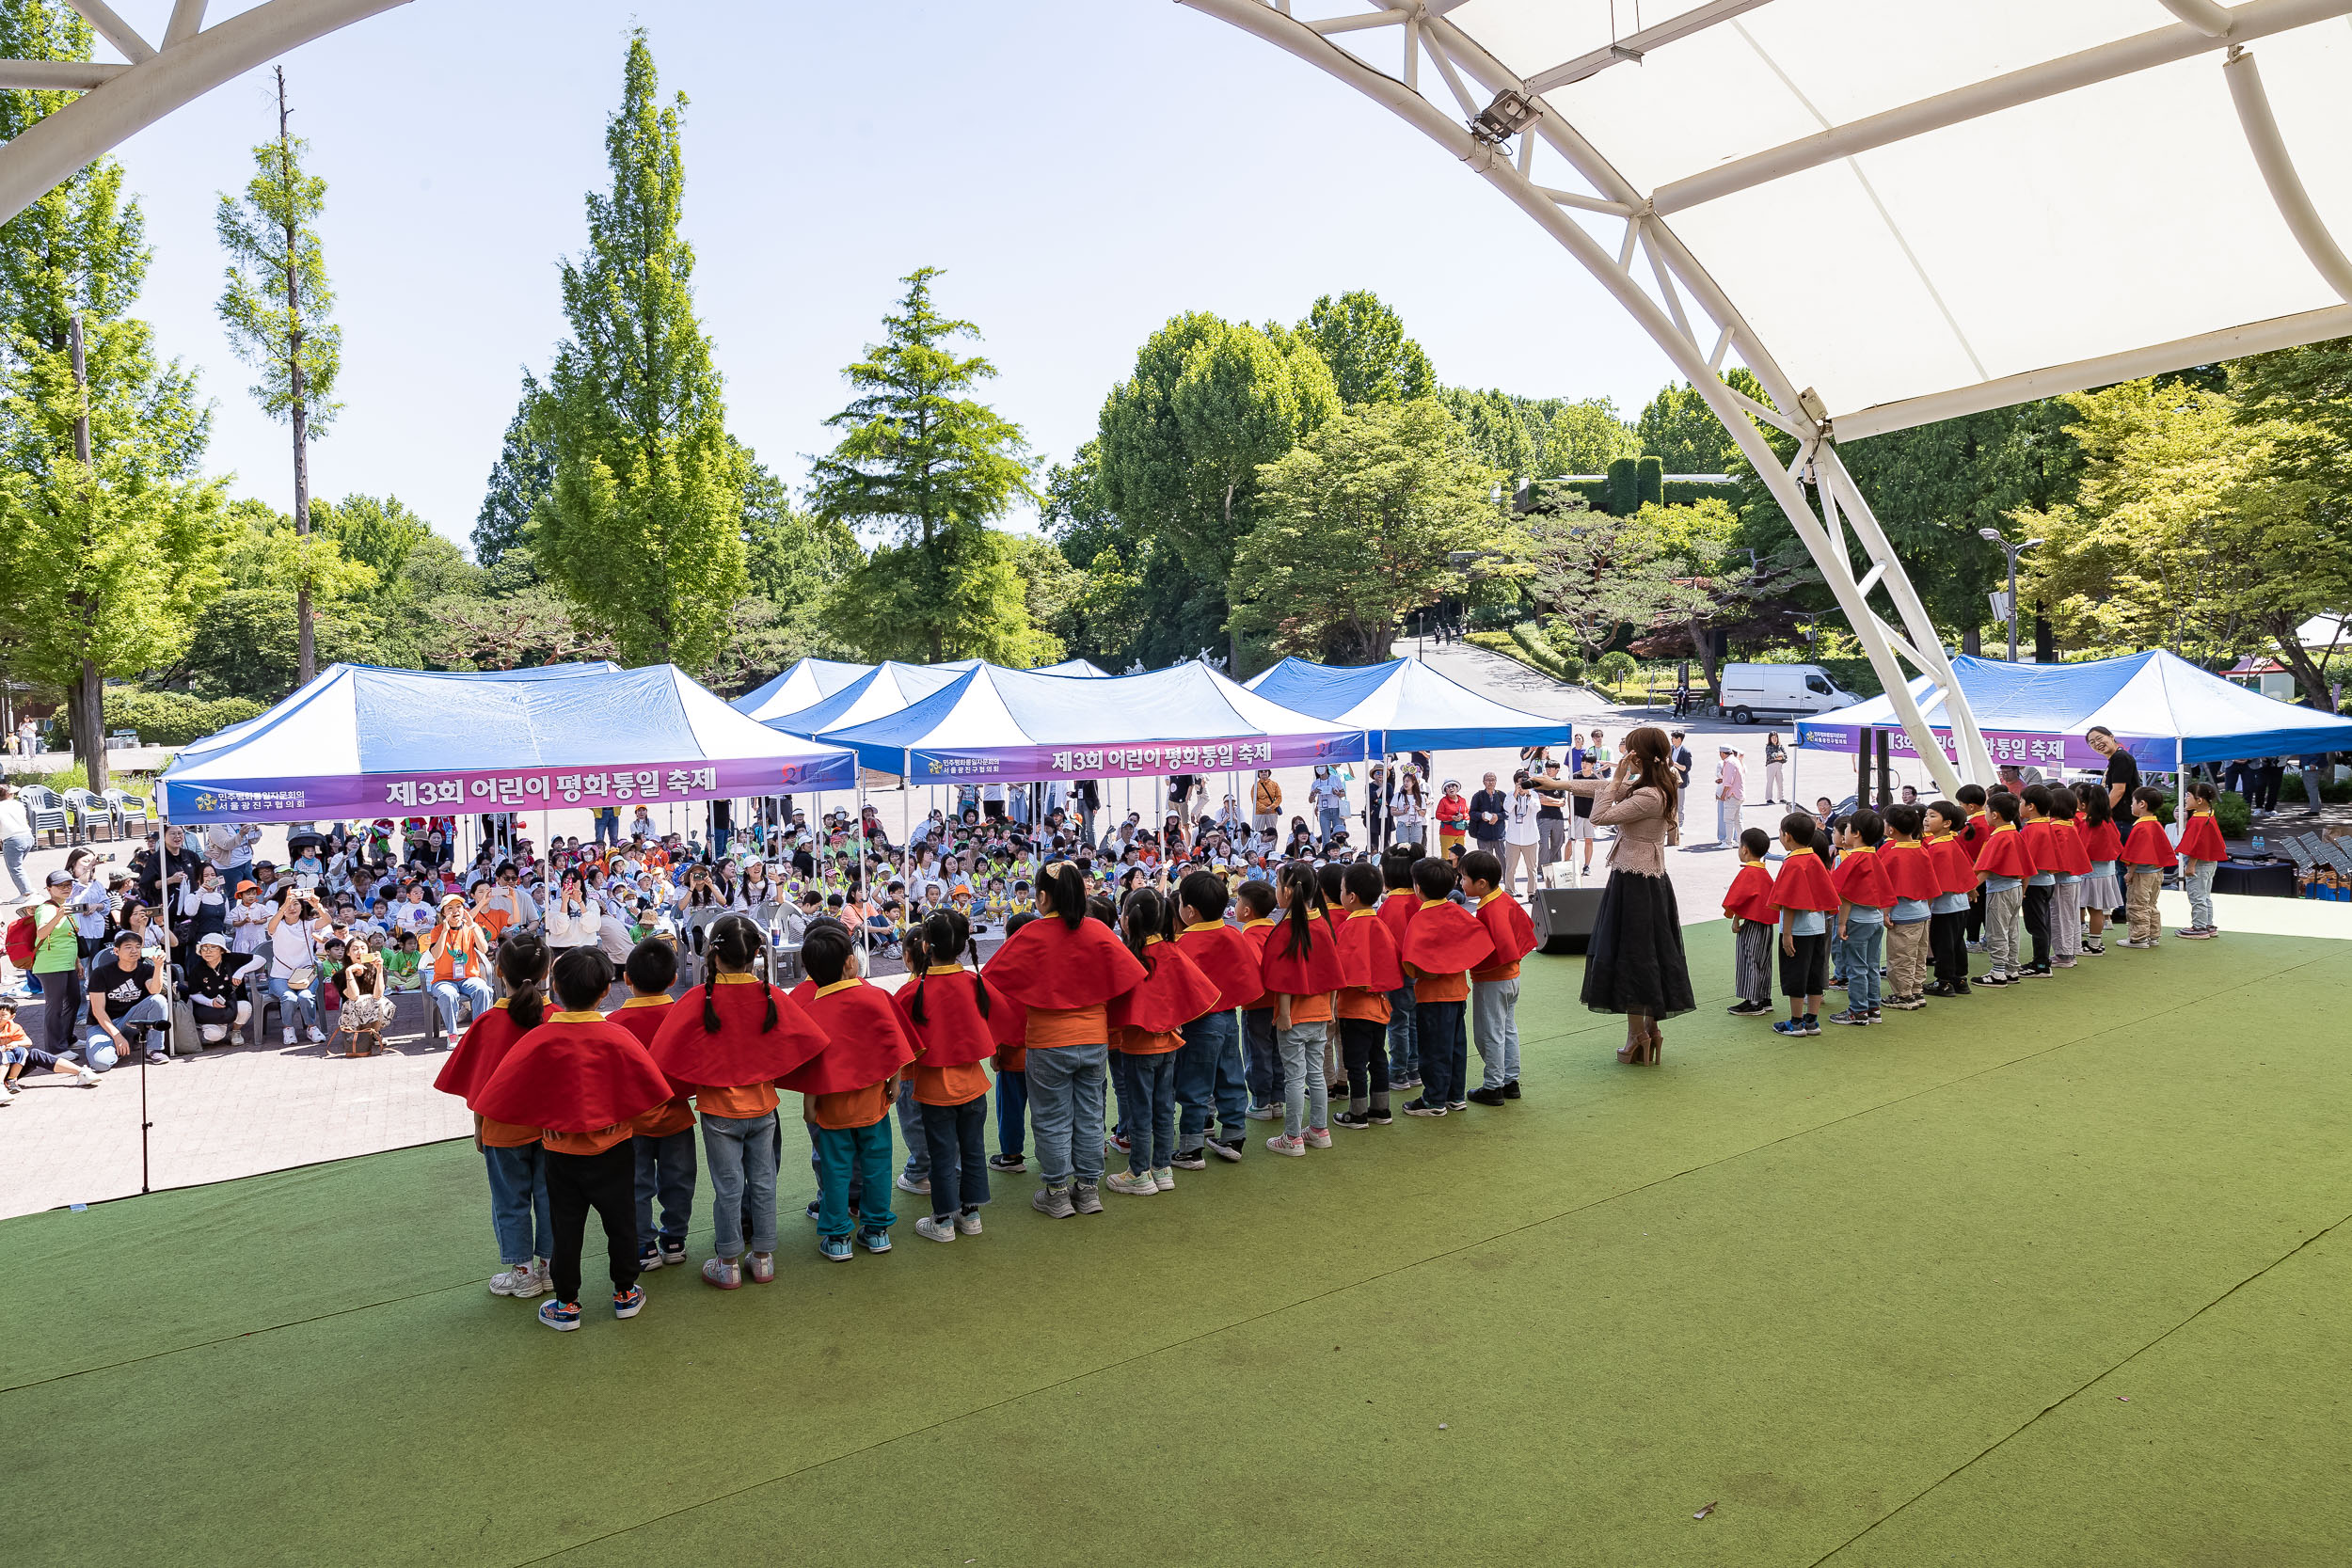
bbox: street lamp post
[1978,529,2045,663]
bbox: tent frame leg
[1181,0,1994,789]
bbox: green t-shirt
[32,904,79,973]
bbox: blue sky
[97,0,1679,550]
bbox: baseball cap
[45,868,72,886]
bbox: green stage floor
[8,924,2350,1567]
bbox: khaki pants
[2126,869,2162,944]
[1502,841,1540,895]
[1887,919,1930,999]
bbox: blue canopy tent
[1244,656,1567,754]
[1798,651,2352,774]
[159,662,858,824]
[731,657,872,726]
[745,659,982,739]
[1032,657,1112,678]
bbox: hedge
[52,689,266,750]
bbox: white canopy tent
[1179,0,2352,792]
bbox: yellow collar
[1994,822,2016,832]
[1844,845,1876,856]
[815,977,864,998]
[1241,917,1274,930]
[714,972,761,985]
[1143,934,1164,946]
[1474,890,1505,908]
[620,994,670,1008]
[1419,897,1452,910]
[1786,847,1818,858]
[1182,921,1224,933]
[1345,908,1377,919]
[549,1009,602,1023]
[922,964,963,975]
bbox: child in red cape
[2176,779,2228,940]
[785,921,920,1259]
[1260,863,1345,1155]
[1400,856,1493,1112]
[1169,870,1257,1166]
[1973,792,2034,985]
[1104,887,1220,1195]
[1233,879,1282,1123]
[2044,784,2094,970]
[1922,802,1976,997]
[2120,784,2179,948]
[894,909,1017,1242]
[430,931,554,1302]
[981,863,1146,1219]
[650,913,829,1289]
[1459,848,1537,1106]
[1825,807,1895,1025]
[1956,782,1992,951]
[2076,787,2124,956]
[1770,813,1839,1037]
[474,947,674,1333]
[2015,785,2064,978]
[1724,826,1780,1018]
[1881,803,1941,1012]
[1332,861,1406,1128]
[1375,853,1423,1091]
[609,938,691,1275]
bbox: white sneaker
[1152,1166,1174,1192]
[491,1262,548,1298]
[914,1214,956,1243]
[306,1026,326,1043]
[74,1064,99,1086]
[1104,1170,1157,1195]
[282,1027,296,1045]
[895,1172,930,1195]
[953,1211,983,1236]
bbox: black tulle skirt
[1581,869,1696,1019]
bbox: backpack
[5,909,33,968]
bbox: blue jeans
[1838,922,1885,1011]
[87,993,168,1061]
[1470,975,1520,1091]
[1173,1008,1247,1150]
[1318,807,1344,841]
[1243,1007,1279,1110]
[595,808,620,846]
[1414,999,1468,1105]
[1025,1040,1108,1189]
[1114,1049,1180,1173]
[1275,1021,1328,1138]
[995,1068,1028,1161]
[482,1141,552,1266]
[919,1093,991,1217]
[700,1109,779,1258]
[1386,984,1419,1079]
[430,975,494,1035]
[896,1080,929,1181]
[269,976,322,1033]
[1,832,31,900]
[812,1119,896,1238]
[633,1128,697,1246]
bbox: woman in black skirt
[1547,725,1695,1064]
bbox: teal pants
[811,1119,895,1239]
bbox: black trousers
[36,966,82,1058]
[1780,932,1828,1000]
[1928,911,1968,987]
[545,1142,641,1306]
[2023,883,2053,969]
[1339,1016,1391,1105]
[920,1093,991,1219]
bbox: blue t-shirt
[1891,897,1931,924]
[1789,910,1826,937]
[1985,873,2022,893]
[2026,870,2055,887]
[1845,905,1885,927]
[1930,891,1970,914]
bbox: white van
[1717,662,1861,725]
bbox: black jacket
[1469,789,1509,842]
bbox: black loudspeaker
[1533,887,1604,954]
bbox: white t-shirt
[0,795,29,840]
[1504,792,1542,847]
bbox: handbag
[287,964,316,991]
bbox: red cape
[1723,863,1779,925]
[2122,816,2179,868]
[983,916,1147,1010]
[1883,842,1941,903]
[1337,911,1406,994]
[1963,811,1989,849]
[1235,921,1277,1010]
[1108,940,1224,1032]
[1974,823,2036,879]
[1261,910,1347,995]
[2082,817,2124,863]
[430,1001,525,1109]
[1402,899,1495,975]
[2049,819,2094,876]
[893,968,1022,1069]
[1474,894,1537,969]
[1926,834,1979,896]
[605,995,673,1049]
[1173,923,1258,1014]
[648,978,830,1089]
[1376,892,1417,954]
[2178,811,2228,863]
[777,982,919,1096]
[1830,846,1895,909]
[474,1015,674,1133]
[2022,818,2062,873]
[1771,849,1839,913]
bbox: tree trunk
[2266,623,2339,713]
[74,660,107,797]
[2032,610,2054,665]
[1961,625,1981,657]
[280,68,316,688]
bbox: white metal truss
[1184,0,1989,790]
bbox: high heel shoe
[1643,1024,1663,1065]
[1615,1038,1639,1064]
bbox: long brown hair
[1616,726,1681,816]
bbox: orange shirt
[806,1081,891,1131]
[472,905,514,943]
[476,1111,543,1149]
[1025,1001,1108,1051]
[1288,992,1333,1025]
[683,1080,779,1119]
[911,1059,993,1106]
[1112,1025,1185,1055]
[542,1123,634,1156]
[1415,972,1469,1004]
[1336,988,1391,1023]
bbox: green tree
[1230,399,1499,665]
[1438,387,1535,483]
[1521,503,1674,665]
[0,1,223,789]
[807,266,1039,663]
[215,67,341,685]
[822,529,1057,666]
[1537,396,1641,474]
[1298,290,1434,407]
[535,28,745,669]
[1096,311,1339,665]
[1634,369,1772,473]
[474,369,551,566]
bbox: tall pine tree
[215,66,341,686]
[534,28,744,669]
[0,0,223,790]
[473,368,552,567]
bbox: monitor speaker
[1534,887,1604,954]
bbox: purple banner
[1797,725,2176,771]
[159,753,856,823]
[897,732,1366,783]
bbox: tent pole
[856,772,869,972]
